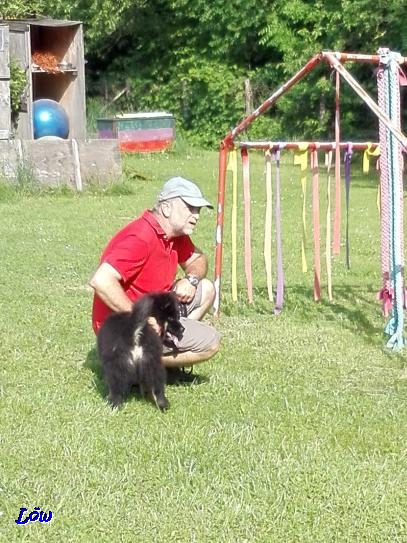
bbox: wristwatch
[185,274,199,288]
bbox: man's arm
[89,262,133,313]
[180,248,208,278]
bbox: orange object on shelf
[32,51,60,73]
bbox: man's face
[168,197,201,236]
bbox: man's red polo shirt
[92,210,195,333]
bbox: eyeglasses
[179,198,201,214]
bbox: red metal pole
[333,70,341,255]
[327,51,407,64]
[237,141,379,151]
[214,143,228,317]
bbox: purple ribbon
[344,143,353,269]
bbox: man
[90,176,220,372]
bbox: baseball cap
[158,176,213,209]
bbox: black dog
[97,292,184,410]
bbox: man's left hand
[173,278,196,304]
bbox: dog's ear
[163,300,175,312]
[167,317,184,339]
[162,292,177,312]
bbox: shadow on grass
[84,346,106,399]
[287,284,383,335]
[220,283,407,357]
[84,345,209,404]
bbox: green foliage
[0,0,54,18]
[76,0,278,147]
[0,159,52,200]
[167,60,246,147]
[9,56,26,127]
[81,0,407,147]
[0,0,34,18]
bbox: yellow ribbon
[294,144,309,272]
[363,143,380,173]
[227,149,238,302]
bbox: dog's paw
[158,400,170,412]
[153,393,170,411]
[107,393,123,409]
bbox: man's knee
[205,326,221,353]
[207,340,220,357]
[200,278,216,306]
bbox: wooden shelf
[31,66,78,75]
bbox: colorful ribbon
[226,149,238,302]
[294,144,309,272]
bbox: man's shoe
[166,366,196,385]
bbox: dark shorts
[163,281,220,354]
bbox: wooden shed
[0,18,122,188]
[0,24,11,139]
[7,18,86,140]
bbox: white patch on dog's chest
[129,326,143,364]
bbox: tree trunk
[244,78,253,116]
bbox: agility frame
[214,50,407,326]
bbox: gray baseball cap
[158,176,213,209]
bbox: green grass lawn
[0,146,406,542]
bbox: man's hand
[173,278,196,304]
[147,316,161,335]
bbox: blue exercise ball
[33,99,70,139]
